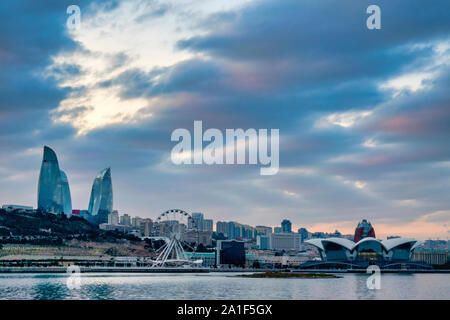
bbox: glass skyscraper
[37,146,72,216]
[60,170,72,217]
[88,167,113,224]
[281,219,292,233]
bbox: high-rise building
[108,210,119,225]
[203,219,213,232]
[297,227,310,242]
[274,227,282,233]
[120,214,131,226]
[354,219,376,242]
[88,168,113,224]
[256,226,273,236]
[191,212,204,230]
[281,219,292,233]
[60,170,72,217]
[182,230,212,246]
[37,146,72,216]
[257,235,270,250]
[240,224,256,239]
[216,221,229,237]
[140,218,153,237]
[132,216,144,229]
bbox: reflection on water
[32,282,69,300]
[0,273,448,300]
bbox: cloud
[0,0,449,239]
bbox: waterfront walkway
[0,267,449,273]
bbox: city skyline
[1,0,449,240]
[2,143,449,241]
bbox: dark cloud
[0,0,449,236]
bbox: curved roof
[306,237,354,251]
[306,237,422,253]
[411,240,424,251]
[382,238,419,251]
[322,237,355,250]
[305,239,324,250]
[353,237,386,250]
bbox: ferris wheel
[151,209,203,267]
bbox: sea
[0,272,448,300]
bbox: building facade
[281,219,292,233]
[37,146,72,216]
[120,214,132,226]
[107,211,119,225]
[354,219,376,242]
[216,240,245,267]
[216,221,229,237]
[256,226,272,236]
[203,219,213,232]
[191,212,204,230]
[270,232,301,250]
[88,167,113,224]
[306,237,424,267]
[413,250,449,265]
[257,235,270,250]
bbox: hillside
[0,209,140,244]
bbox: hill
[0,209,140,244]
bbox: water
[0,273,448,300]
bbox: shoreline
[0,267,449,274]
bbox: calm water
[0,272,448,300]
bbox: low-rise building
[2,205,34,212]
[99,223,132,233]
[413,250,449,265]
[216,240,245,267]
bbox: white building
[270,233,301,250]
[108,210,119,224]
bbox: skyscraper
[191,212,204,230]
[216,221,229,237]
[203,219,213,232]
[37,146,72,216]
[297,227,309,242]
[88,167,113,224]
[281,219,292,233]
[60,170,72,217]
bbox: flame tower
[37,146,72,216]
[88,167,113,224]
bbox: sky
[0,0,449,240]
